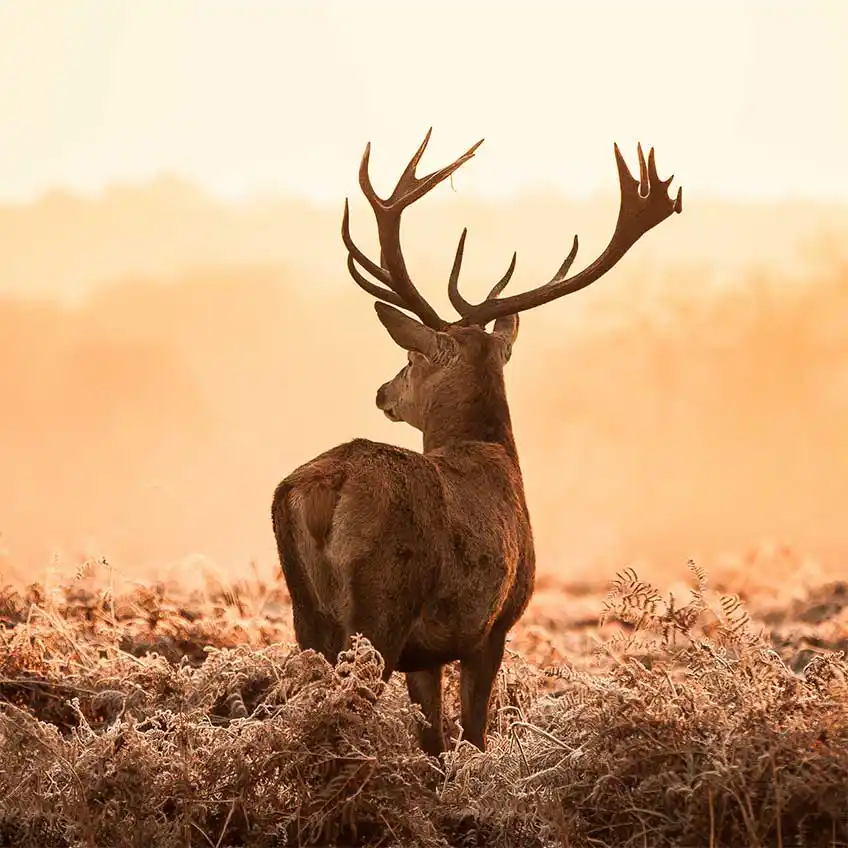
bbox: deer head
[372,304,518,432]
[342,129,683,446]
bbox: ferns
[1,563,848,847]
[599,558,762,664]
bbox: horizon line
[1,173,848,213]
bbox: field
[2,551,847,848]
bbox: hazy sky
[0,1,845,204]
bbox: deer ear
[374,302,439,356]
[491,313,519,363]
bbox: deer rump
[272,436,533,675]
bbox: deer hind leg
[271,481,346,662]
[340,556,420,682]
[458,627,508,752]
[405,667,446,757]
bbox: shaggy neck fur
[422,357,519,463]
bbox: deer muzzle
[376,383,402,422]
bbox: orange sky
[0,1,845,204]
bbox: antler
[342,129,484,330]
[449,143,683,327]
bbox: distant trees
[1,256,847,577]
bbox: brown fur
[272,313,534,756]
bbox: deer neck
[421,368,519,462]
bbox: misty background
[0,1,846,592]
[1,180,847,590]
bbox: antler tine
[448,227,518,319]
[344,253,407,309]
[341,199,396,289]
[454,143,683,327]
[342,129,484,330]
[360,129,484,210]
[341,197,413,309]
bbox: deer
[271,130,682,757]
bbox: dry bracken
[1,561,847,847]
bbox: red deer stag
[272,130,682,756]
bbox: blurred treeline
[0,183,846,583]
